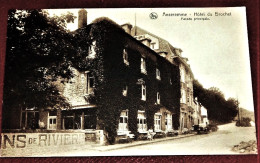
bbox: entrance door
[154,114,161,131]
[48,116,57,130]
[118,110,128,131]
[165,113,172,130]
[137,111,147,132]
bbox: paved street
[101,122,257,156]
[60,122,257,156]
[56,122,258,156]
[1,122,257,157]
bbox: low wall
[0,130,105,150]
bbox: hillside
[240,108,256,122]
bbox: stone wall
[0,130,105,151]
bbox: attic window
[150,42,155,49]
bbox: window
[187,90,190,103]
[180,67,185,83]
[154,114,161,131]
[122,85,128,96]
[157,92,160,104]
[123,49,129,65]
[86,73,94,94]
[20,108,39,129]
[118,110,128,131]
[137,111,147,132]
[84,114,96,129]
[156,68,161,80]
[141,57,147,74]
[141,84,146,101]
[88,41,96,58]
[165,113,172,130]
[63,116,74,129]
[181,89,186,103]
[150,43,155,49]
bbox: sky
[48,7,254,112]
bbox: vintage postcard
[0,7,257,157]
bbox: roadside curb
[93,133,196,152]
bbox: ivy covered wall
[74,17,181,144]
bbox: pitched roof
[130,26,180,57]
[130,25,194,78]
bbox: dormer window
[156,68,161,80]
[141,84,146,101]
[150,43,155,49]
[122,85,128,96]
[88,41,96,59]
[123,49,129,66]
[157,92,160,104]
[141,57,147,74]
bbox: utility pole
[134,12,137,36]
[236,97,240,123]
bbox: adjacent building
[201,106,209,126]
[123,23,196,132]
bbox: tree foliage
[3,10,76,128]
[193,79,238,123]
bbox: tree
[193,80,238,123]
[2,10,76,128]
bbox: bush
[154,132,166,138]
[236,117,251,127]
[208,123,218,132]
[167,130,179,137]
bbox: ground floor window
[137,110,147,132]
[84,114,96,129]
[154,114,162,131]
[62,109,96,130]
[20,108,39,129]
[63,116,74,129]
[118,110,128,131]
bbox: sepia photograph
[0,7,257,157]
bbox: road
[1,122,257,157]
[65,122,258,156]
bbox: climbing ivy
[75,17,181,143]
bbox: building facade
[3,9,201,143]
[123,23,196,132]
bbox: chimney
[121,23,133,35]
[78,9,87,29]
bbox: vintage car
[192,123,209,134]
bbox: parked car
[192,123,209,134]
